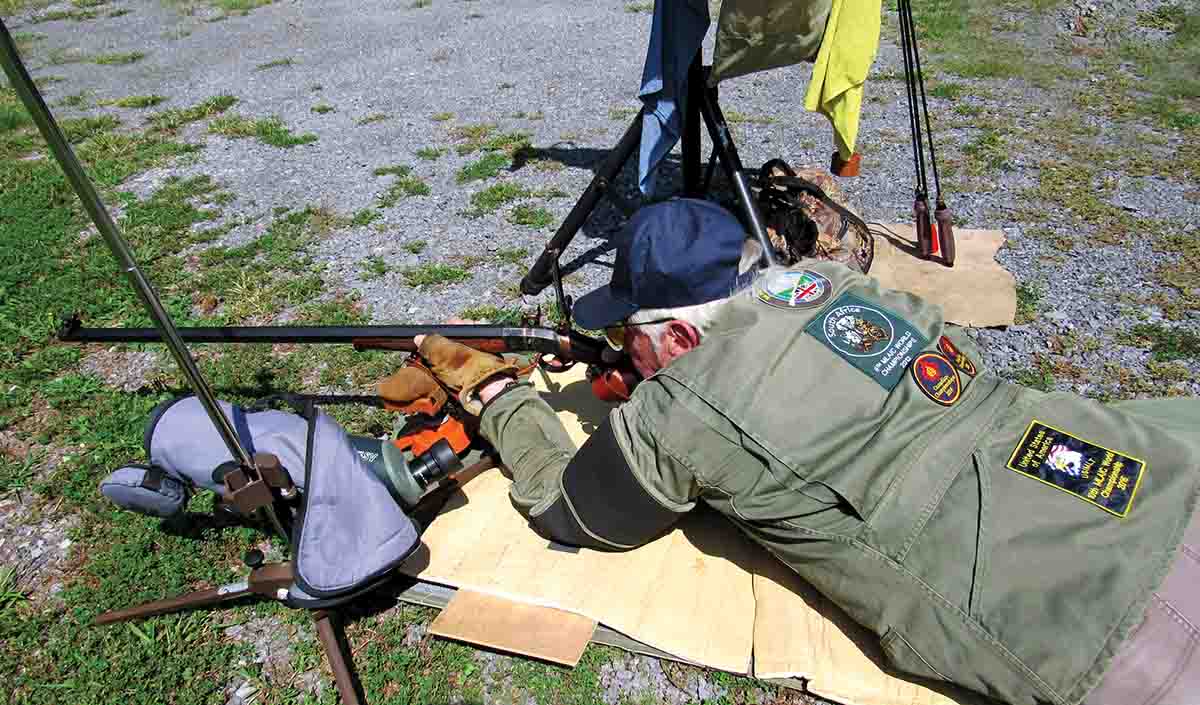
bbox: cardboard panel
[869,226,1015,328]
[430,589,596,667]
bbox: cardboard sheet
[400,366,758,675]
[868,225,1015,328]
[430,590,596,666]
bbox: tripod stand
[520,53,780,298]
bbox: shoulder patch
[937,335,977,377]
[754,270,833,310]
[1006,420,1146,518]
[910,352,962,406]
[804,293,928,390]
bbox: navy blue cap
[573,198,755,330]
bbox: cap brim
[572,284,640,330]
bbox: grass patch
[208,115,318,148]
[403,240,427,254]
[253,57,293,71]
[61,115,120,142]
[147,94,238,132]
[495,247,529,265]
[1014,282,1043,324]
[310,103,335,114]
[56,91,89,108]
[356,113,390,125]
[431,111,454,121]
[30,8,99,22]
[350,208,379,226]
[507,205,553,229]
[459,305,523,324]
[409,0,431,7]
[456,152,510,183]
[94,51,146,65]
[465,182,529,217]
[415,146,446,160]
[1123,324,1200,362]
[608,105,639,121]
[929,82,965,100]
[361,255,389,281]
[100,94,167,109]
[374,166,430,207]
[402,263,470,287]
[723,109,776,124]
[961,128,1009,172]
[624,1,652,12]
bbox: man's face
[624,325,664,379]
[619,320,701,380]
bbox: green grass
[409,0,431,7]
[1014,282,1043,325]
[402,263,470,287]
[208,115,318,148]
[356,112,390,125]
[416,146,446,160]
[929,82,965,100]
[30,7,99,22]
[456,151,510,183]
[374,165,430,207]
[723,109,776,125]
[507,205,553,229]
[100,94,167,109]
[624,1,652,12]
[431,111,454,121]
[459,305,523,324]
[495,247,529,265]
[361,255,389,281]
[311,103,335,114]
[350,208,379,226]
[56,91,89,108]
[94,51,146,65]
[465,182,529,217]
[253,57,293,71]
[402,240,427,254]
[0,566,28,611]
[1124,324,1200,362]
[147,94,238,132]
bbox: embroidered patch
[910,352,962,406]
[804,293,928,390]
[755,270,833,310]
[937,335,977,377]
[1006,420,1146,518]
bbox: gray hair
[625,238,767,349]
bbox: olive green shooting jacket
[479,261,1200,705]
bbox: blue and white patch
[754,270,833,310]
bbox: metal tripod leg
[314,610,366,705]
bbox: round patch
[910,352,962,406]
[819,302,895,358]
[937,335,977,377]
[755,270,833,310]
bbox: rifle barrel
[59,320,610,365]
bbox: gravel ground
[3,0,1198,701]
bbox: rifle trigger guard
[537,353,576,374]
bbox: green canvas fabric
[711,0,833,84]
[479,262,1200,705]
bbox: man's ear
[663,320,701,355]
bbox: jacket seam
[851,539,1067,704]
[887,629,952,682]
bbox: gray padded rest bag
[133,396,421,600]
[100,465,190,518]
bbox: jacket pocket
[880,628,950,684]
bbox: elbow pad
[531,418,680,550]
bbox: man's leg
[1084,506,1200,705]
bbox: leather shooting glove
[378,364,448,416]
[415,334,519,415]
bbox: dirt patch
[80,347,162,392]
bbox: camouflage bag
[754,159,875,274]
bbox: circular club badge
[910,352,962,406]
[755,270,832,310]
[820,303,895,358]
